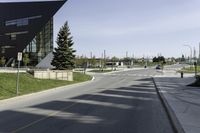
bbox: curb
[152,77,185,133]
[0,76,95,104]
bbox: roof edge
[0,0,67,4]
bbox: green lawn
[0,72,92,100]
[179,66,200,73]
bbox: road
[0,66,181,133]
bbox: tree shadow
[135,78,153,81]
[121,87,156,92]
[0,77,174,133]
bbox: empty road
[0,67,176,133]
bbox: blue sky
[55,0,200,58]
[2,0,200,58]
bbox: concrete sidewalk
[154,74,200,133]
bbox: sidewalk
[153,73,200,133]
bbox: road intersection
[0,66,185,133]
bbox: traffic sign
[17,52,22,61]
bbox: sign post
[16,52,22,95]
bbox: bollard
[194,62,197,77]
[181,72,183,78]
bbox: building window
[10,34,16,40]
[5,31,28,40]
[6,19,29,27]
[16,18,28,26]
[5,15,42,27]
[23,18,53,65]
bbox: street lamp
[183,45,192,67]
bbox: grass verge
[178,66,200,73]
[0,72,92,100]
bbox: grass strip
[0,72,92,100]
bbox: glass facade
[23,18,53,65]
[5,15,42,27]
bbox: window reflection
[5,15,42,27]
[23,18,53,65]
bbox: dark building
[0,0,67,65]
[23,18,54,65]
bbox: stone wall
[33,70,73,81]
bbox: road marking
[15,107,103,124]
[11,103,77,133]
[11,95,93,133]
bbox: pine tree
[51,22,76,70]
[23,53,30,66]
[0,56,6,67]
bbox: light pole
[183,45,192,67]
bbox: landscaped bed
[0,72,92,100]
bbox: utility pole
[104,50,106,68]
[194,47,196,61]
[132,53,134,66]
[104,50,106,59]
[199,43,200,64]
[90,52,93,59]
[183,45,192,68]
[101,52,104,71]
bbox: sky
[2,0,200,58]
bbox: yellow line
[11,95,93,133]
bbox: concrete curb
[152,77,185,133]
[0,76,95,104]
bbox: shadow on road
[0,77,173,133]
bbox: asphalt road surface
[0,67,178,133]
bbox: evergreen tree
[51,22,76,70]
[111,56,119,62]
[90,56,97,68]
[153,56,165,62]
[0,56,6,67]
[23,53,30,66]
